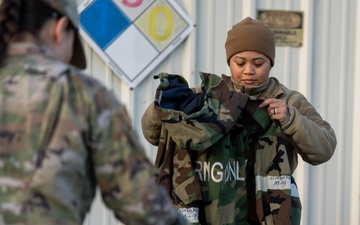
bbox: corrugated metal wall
[77,0,360,224]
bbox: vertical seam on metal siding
[350,0,360,224]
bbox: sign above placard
[257,10,303,47]
[78,0,194,88]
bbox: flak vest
[152,72,301,225]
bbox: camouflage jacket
[142,72,301,225]
[0,43,189,225]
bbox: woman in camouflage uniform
[0,0,189,225]
[142,17,337,225]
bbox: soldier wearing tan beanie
[225,17,275,66]
[141,16,337,225]
[220,16,336,224]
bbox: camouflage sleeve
[87,85,188,225]
[141,102,162,146]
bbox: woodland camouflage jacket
[141,72,302,225]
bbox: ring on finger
[274,108,278,114]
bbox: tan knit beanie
[225,17,275,66]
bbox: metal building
[78,0,360,225]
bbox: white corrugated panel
[76,0,360,225]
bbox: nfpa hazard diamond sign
[78,0,194,88]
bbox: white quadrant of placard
[78,0,194,88]
[105,25,158,79]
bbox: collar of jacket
[5,42,70,79]
[230,76,270,95]
[7,42,56,59]
[221,75,284,99]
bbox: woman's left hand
[259,98,288,124]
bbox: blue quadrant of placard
[79,0,130,49]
